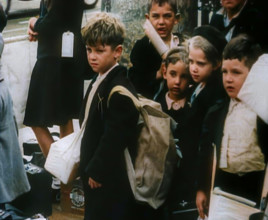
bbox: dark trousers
[215,169,265,206]
[82,178,165,220]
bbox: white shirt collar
[149,34,180,49]
[165,92,186,110]
[194,83,205,96]
[93,63,119,87]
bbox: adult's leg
[31,126,54,157]
[32,120,74,157]
[59,119,73,138]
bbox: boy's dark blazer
[78,65,139,218]
[197,98,268,192]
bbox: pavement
[0,0,40,18]
[50,204,83,220]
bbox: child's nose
[175,77,180,84]
[225,73,233,82]
[158,16,165,24]
[89,52,96,60]
[191,64,198,72]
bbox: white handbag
[45,82,94,184]
[44,129,84,184]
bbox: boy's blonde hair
[82,12,125,49]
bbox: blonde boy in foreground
[80,12,163,220]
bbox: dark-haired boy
[128,0,183,99]
[196,34,268,219]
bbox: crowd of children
[77,1,267,218]
[1,0,267,219]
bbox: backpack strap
[108,85,141,110]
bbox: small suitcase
[11,163,52,217]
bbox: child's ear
[114,45,123,60]
[162,65,167,79]
[145,13,149,20]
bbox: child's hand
[196,190,209,219]
[28,17,38,42]
[88,177,102,189]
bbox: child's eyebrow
[163,12,174,15]
[150,12,160,15]
[151,11,173,15]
